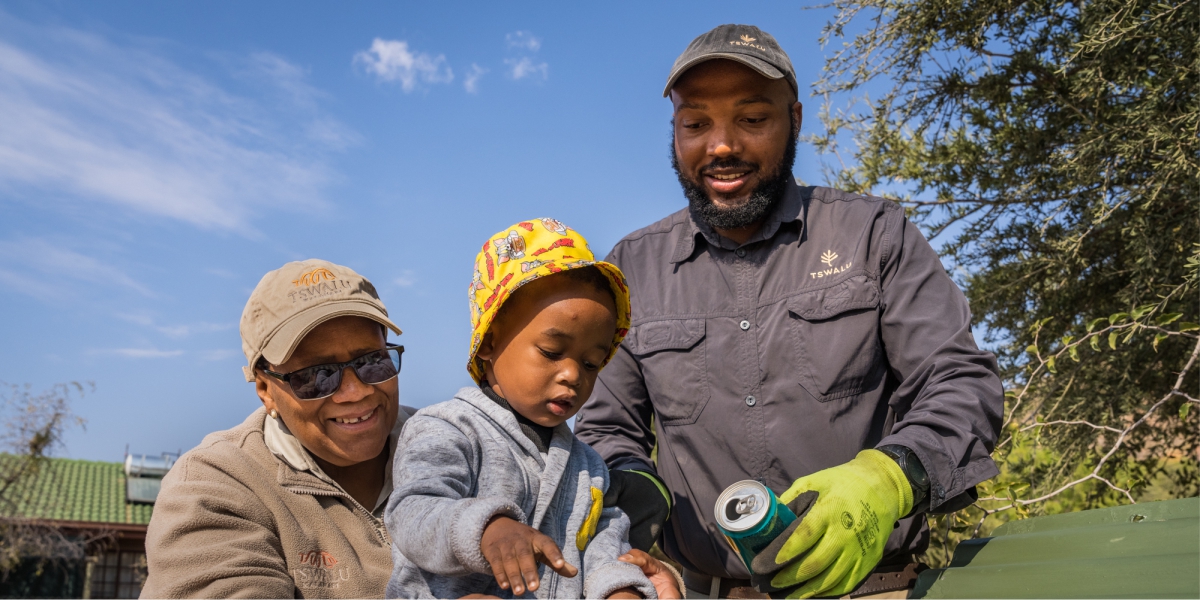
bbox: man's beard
[670,116,798,231]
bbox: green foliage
[810,0,1199,566]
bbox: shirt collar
[264,407,407,514]
[669,178,808,264]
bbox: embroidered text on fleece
[385,387,655,599]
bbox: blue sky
[0,1,861,461]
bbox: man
[578,24,1004,599]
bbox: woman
[142,259,410,598]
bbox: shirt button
[735,248,747,258]
[745,395,757,407]
[739,320,751,331]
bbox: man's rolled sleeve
[875,212,1005,512]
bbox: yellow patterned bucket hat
[468,218,631,384]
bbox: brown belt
[683,563,926,599]
[682,569,765,599]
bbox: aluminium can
[714,480,797,573]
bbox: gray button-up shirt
[574,181,1004,579]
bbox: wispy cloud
[199,349,240,362]
[506,31,541,52]
[354,38,453,92]
[0,264,64,300]
[91,348,185,359]
[463,64,487,94]
[506,57,549,81]
[503,31,547,81]
[305,117,361,151]
[394,270,417,287]
[157,323,233,338]
[244,52,320,108]
[240,52,361,150]
[117,313,234,338]
[0,237,151,298]
[0,16,350,233]
[115,313,156,327]
[203,267,238,279]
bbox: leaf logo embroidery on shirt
[821,250,839,266]
[576,486,604,551]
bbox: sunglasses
[260,345,404,401]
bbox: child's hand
[480,515,578,594]
[619,549,683,599]
[606,587,643,599]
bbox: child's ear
[476,332,496,363]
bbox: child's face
[476,275,617,427]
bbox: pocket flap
[787,275,880,321]
[628,319,705,355]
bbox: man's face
[256,316,399,468]
[670,59,801,230]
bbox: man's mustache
[700,158,759,174]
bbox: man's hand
[619,549,682,599]
[480,515,578,595]
[604,470,671,551]
[755,450,912,598]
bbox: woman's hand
[480,516,578,595]
[619,549,683,599]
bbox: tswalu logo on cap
[293,268,337,287]
[288,268,350,303]
[730,34,767,52]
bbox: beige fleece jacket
[141,406,412,599]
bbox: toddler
[385,219,667,599]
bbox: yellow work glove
[750,450,912,599]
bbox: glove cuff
[856,449,913,517]
[627,469,672,515]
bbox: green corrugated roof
[912,497,1200,599]
[0,454,153,525]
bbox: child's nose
[557,361,583,388]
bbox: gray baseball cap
[663,24,797,98]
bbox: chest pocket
[787,275,886,401]
[627,319,708,426]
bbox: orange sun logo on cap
[740,34,756,42]
[292,268,336,287]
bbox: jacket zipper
[290,486,390,545]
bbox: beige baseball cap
[239,259,401,382]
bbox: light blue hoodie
[385,387,655,599]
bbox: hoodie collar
[454,387,573,467]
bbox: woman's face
[256,316,399,467]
